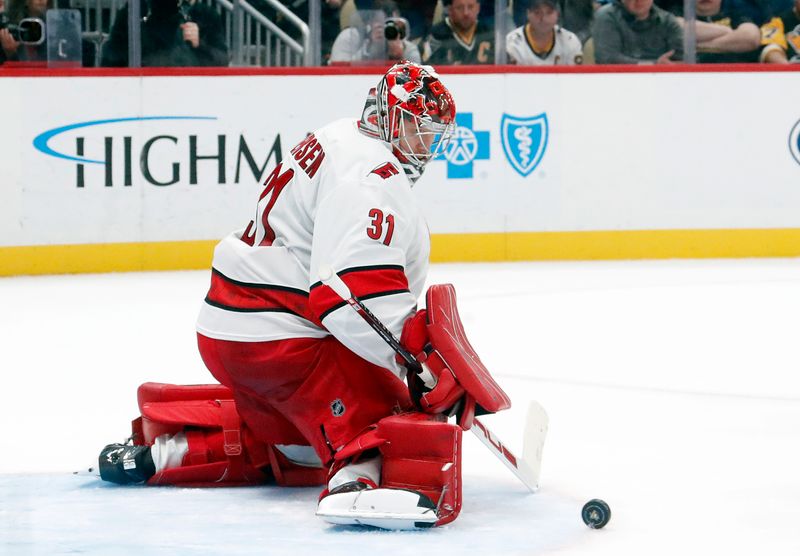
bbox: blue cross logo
[438,112,490,179]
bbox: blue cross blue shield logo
[500,113,549,177]
[438,112,490,179]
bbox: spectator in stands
[670,0,761,62]
[660,0,771,22]
[393,0,437,39]
[766,0,793,19]
[513,0,596,44]
[0,0,11,64]
[732,0,772,25]
[592,0,684,63]
[423,0,494,64]
[561,0,597,44]
[314,0,346,63]
[102,0,228,67]
[506,0,583,64]
[759,0,799,62]
[319,0,345,62]
[348,0,436,40]
[0,0,50,62]
[329,0,421,63]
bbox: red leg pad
[135,382,237,445]
[137,382,234,406]
[133,382,325,487]
[377,413,463,526]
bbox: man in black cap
[506,0,584,64]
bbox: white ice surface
[2,259,800,555]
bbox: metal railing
[70,0,123,65]
[69,0,123,42]
[73,0,309,67]
[227,0,309,66]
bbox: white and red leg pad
[133,382,326,487]
[316,412,462,529]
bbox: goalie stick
[318,264,548,492]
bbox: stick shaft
[320,266,418,368]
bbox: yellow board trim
[2,229,800,276]
[431,228,800,262]
[0,240,217,276]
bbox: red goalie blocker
[406,284,511,429]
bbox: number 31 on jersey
[367,208,395,246]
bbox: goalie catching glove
[398,284,511,428]
[400,309,465,417]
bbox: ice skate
[98,443,155,485]
[316,480,438,530]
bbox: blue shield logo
[501,113,549,177]
[789,118,800,167]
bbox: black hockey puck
[581,499,611,529]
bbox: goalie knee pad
[316,412,462,529]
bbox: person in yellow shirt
[760,0,800,62]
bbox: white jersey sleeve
[308,168,427,378]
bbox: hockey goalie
[97,61,511,529]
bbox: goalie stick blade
[470,400,549,492]
[522,400,549,491]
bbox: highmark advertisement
[2,71,800,269]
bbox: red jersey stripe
[206,269,314,321]
[309,265,410,322]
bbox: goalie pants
[196,333,413,466]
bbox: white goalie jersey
[196,118,429,377]
[506,25,583,66]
